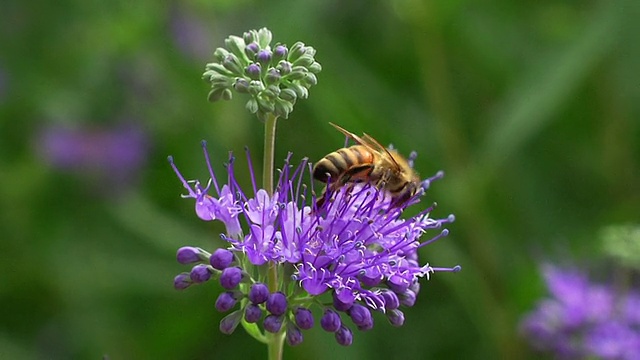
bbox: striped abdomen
[312,145,375,183]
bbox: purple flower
[37,123,148,188]
[173,273,191,290]
[520,264,640,359]
[170,142,459,346]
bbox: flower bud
[224,35,247,62]
[176,246,202,264]
[219,310,242,335]
[213,47,230,62]
[381,290,400,310]
[245,63,262,80]
[286,323,304,346]
[245,98,259,114]
[248,80,265,96]
[292,54,314,68]
[387,309,405,327]
[266,292,288,316]
[243,31,256,45]
[215,292,238,312]
[277,61,292,75]
[265,68,281,85]
[399,289,417,307]
[244,42,260,59]
[244,304,262,323]
[256,49,272,66]
[220,267,244,289]
[207,88,232,102]
[320,309,341,332]
[286,66,308,81]
[210,248,234,270]
[308,61,322,73]
[294,307,314,330]
[335,325,353,346]
[189,264,212,283]
[279,88,297,102]
[263,314,284,333]
[347,304,373,331]
[233,78,250,93]
[256,27,273,48]
[248,283,270,304]
[388,274,411,293]
[409,281,421,295]
[288,41,306,63]
[274,98,293,119]
[222,54,243,76]
[173,273,192,290]
[333,290,354,312]
[273,45,288,61]
[302,73,318,87]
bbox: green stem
[267,331,286,360]
[262,112,283,360]
[262,113,278,195]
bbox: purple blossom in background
[169,4,211,61]
[36,123,149,187]
[169,141,460,346]
[520,264,640,359]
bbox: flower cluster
[202,28,321,121]
[520,264,640,359]
[169,141,459,346]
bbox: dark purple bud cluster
[202,27,321,121]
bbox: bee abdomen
[313,147,364,183]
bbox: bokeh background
[1,0,639,358]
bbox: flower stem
[262,112,283,360]
[266,330,285,360]
[262,113,279,195]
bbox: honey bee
[312,123,421,208]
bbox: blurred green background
[1,0,638,358]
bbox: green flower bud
[293,54,314,68]
[204,63,234,77]
[245,42,260,60]
[287,66,309,81]
[287,83,309,99]
[279,88,297,102]
[263,84,281,99]
[224,35,249,64]
[303,46,317,57]
[288,42,306,63]
[223,54,244,76]
[246,98,259,114]
[243,31,257,45]
[234,78,250,93]
[265,68,281,85]
[274,98,294,119]
[302,73,318,87]
[248,80,265,96]
[208,87,233,102]
[308,61,322,74]
[257,95,275,113]
[213,48,230,62]
[256,27,273,49]
[277,61,292,75]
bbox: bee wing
[329,122,402,171]
[361,133,402,171]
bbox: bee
[312,123,421,208]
